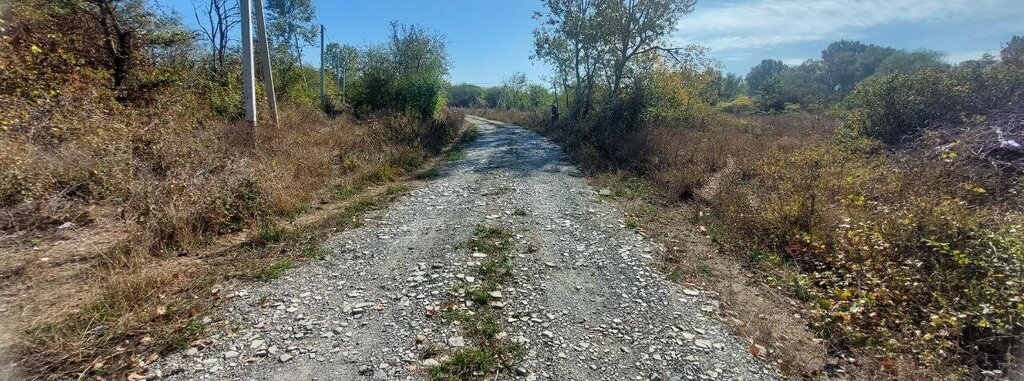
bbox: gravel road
[152,116,777,380]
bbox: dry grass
[0,97,466,379]
[0,2,470,378]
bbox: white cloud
[945,50,996,63]
[675,0,1021,51]
[780,57,809,66]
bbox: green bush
[395,76,446,119]
[840,65,1024,145]
[840,70,960,144]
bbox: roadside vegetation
[467,0,1024,379]
[429,226,522,381]
[0,0,466,378]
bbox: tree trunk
[93,0,132,91]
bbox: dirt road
[153,116,776,380]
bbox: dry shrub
[713,133,1024,377]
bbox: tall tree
[63,0,189,97]
[876,49,948,74]
[534,0,600,117]
[594,0,696,98]
[821,40,896,95]
[265,0,316,97]
[746,59,787,97]
[388,22,448,80]
[449,84,484,108]
[324,42,358,100]
[1002,35,1024,70]
[191,0,239,79]
[715,72,745,101]
[498,72,529,110]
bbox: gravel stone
[149,116,777,380]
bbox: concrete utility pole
[253,0,278,126]
[240,0,257,130]
[320,24,326,108]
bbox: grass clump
[429,349,495,381]
[428,226,522,380]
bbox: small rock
[358,365,373,375]
[279,354,293,363]
[448,336,466,347]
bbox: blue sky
[157,0,549,85]
[676,0,1024,74]
[158,0,1022,83]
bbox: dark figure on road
[550,103,559,127]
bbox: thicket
[0,0,460,246]
[482,2,1024,376]
[447,73,555,112]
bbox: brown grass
[0,99,466,379]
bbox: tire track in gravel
[152,116,776,381]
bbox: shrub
[396,76,446,119]
[713,128,1024,375]
[840,65,1024,145]
[716,95,755,113]
[839,70,960,144]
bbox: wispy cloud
[675,0,1021,51]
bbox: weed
[415,167,441,180]
[385,183,410,195]
[333,182,367,200]
[446,150,468,162]
[665,271,683,283]
[485,186,513,197]
[429,349,495,381]
[428,225,520,379]
[253,223,287,245]
[625,218,639,229]
[300,245,329,260]
[467,226,512,254]
[252,260,294,280]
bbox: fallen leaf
[881,358,896,370]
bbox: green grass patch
[427,225,521,379]
[446,150,468,162]
[249,260,294,281]
[429,349,495,381]
[625,218,639,229]
[467,226,512,254]
[300,245,329,260]
[415,167,441,180]
[333,181,367,200]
